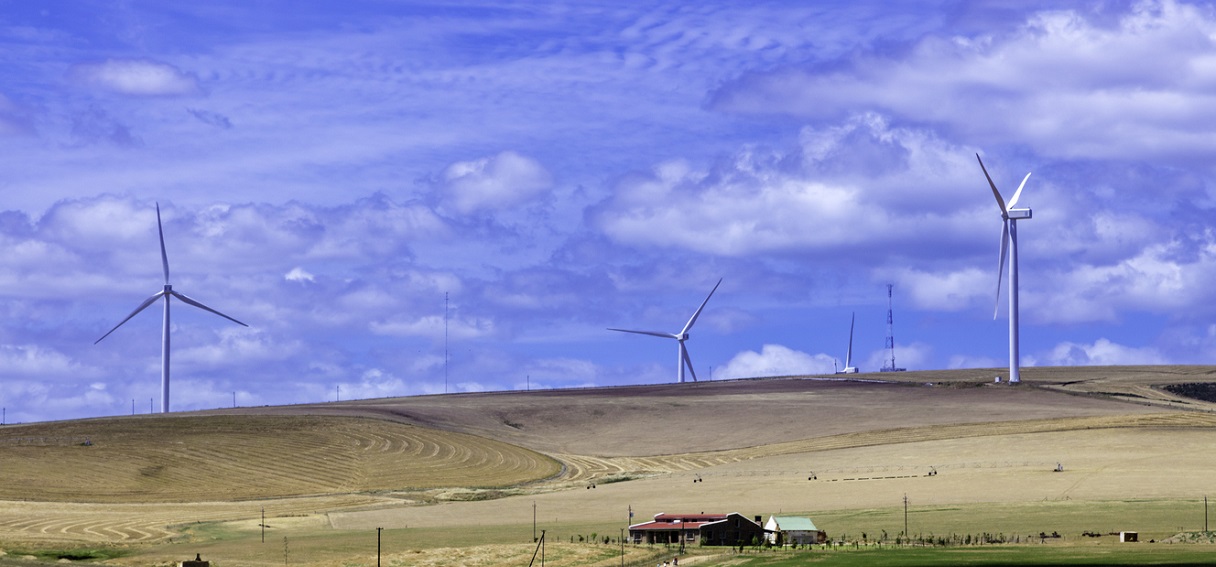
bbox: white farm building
[764,515,823,546]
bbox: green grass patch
[808,499,1211,543]
[713,545,1216,566]
[1,546,131,563]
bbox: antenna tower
[881,284,906,372]
[444,292,449,393]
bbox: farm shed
[629,513,767,547]
[764,515,823,545]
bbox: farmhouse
[629,513,767,546]
[764,515,824,545]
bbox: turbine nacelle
[1004,208,1032,220]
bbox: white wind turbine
[609,278,722,383]
[95,203,248,413]
[977,153,1032,384]
[836,312,858,374]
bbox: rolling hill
[1,365,1214,565]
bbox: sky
[2,0,1216,423]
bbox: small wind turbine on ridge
[976,153,1032,384]
[836,312,858,374]
[609,278,722,383]
[95,203,248,413]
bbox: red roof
[629,513,731,531]
[655,513,727,522]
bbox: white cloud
[947,354,1004,370]
[438,151,553,214]
[369,314,496,340]
[895,267,991,313]
[593,114,984,257]
[0,344,97,377]
[713,344,836,379]
[337,368,406,401]
[70,59,200,96]
[1029,232,1216,324]
[862,342,931,372]
[284,267,314,283]
[175,328,303,366]
[1042,338,1167,366]
[710,0,1216,161]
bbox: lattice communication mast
[880,284,906,372]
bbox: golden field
[1,365,1214,566]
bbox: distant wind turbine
[976,153,1032,384]
[836,312,858,374]
[609,278,722,383]
[95,203,248,413]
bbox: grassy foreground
[85,499,1213,567]
[714,545,1216,566]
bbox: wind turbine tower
[609,278,722,383]
[976,153,1032,384]
[836,313,858,374]
[96,203,248,413]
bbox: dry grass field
[1,365,1215,566]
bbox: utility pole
[261,507,265,543]
[1206,496,1209,533]
[620,528,625,567]
[444,292,449,394]
[377,527,382,567]
[533,501,537,541]
[903,494,909,539]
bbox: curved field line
[0,415,559,503]
[551,413,1216,481]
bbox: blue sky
[2,0,1215,422]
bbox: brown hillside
[232,367,1210,457]
[0,414,559,503]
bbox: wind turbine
[977,153,1032,384]
[836,312,858,374]
[609,278,722,383]
[95,203,248,413]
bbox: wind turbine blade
[95,291,166,344]
[681,278,722,335]
[1008,172,1032,209]
[976,153,1007,214]
[608,328,678,340]
[845,312,855,368]
[682,343,697,382]
[156,203,170,284]
[994,222,1009,320]
[169,290,249,327]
